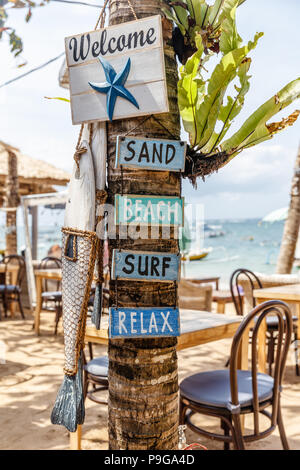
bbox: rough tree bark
[276,145,300,274]
[4,151,20,256]
[107,0,181,450]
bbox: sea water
[0,210,296,289]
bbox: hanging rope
[127,0,138,20]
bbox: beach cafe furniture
[231,269,299,376]
[34,268,62,335]
[184,277,241,314]
[83,344,108,405]
[254,283,300,376]
[39,257,62,335]
[178,279,212,311]
[179,301,293,450]
[0,261,19,317]
[0,255,25,320]
[69,309,246,450]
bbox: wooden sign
[65,15,169,125]
[115,194,184,226]
[112,249,180,281]
[115,136,187,172]
[109,307,180,338]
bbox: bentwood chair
[83,343,108,405]
[180,300,293,450]
[39,256,62,335]
[230,269,299,376]
[0,255,26,319]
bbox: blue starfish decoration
[88,57,139,121]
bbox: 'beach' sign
[115,136,187,172]
[109,307,180,338]
[65,15,169,124]
[112,250,180,281]
[115,194,184,226]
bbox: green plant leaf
[192,32,262,149]
[219,0,242,54]
[203,57,251,153]
[163,7,186,35]
[44,96,70,103]
[221,78,300,158]
[178,36,205,144]
[171,2,189,31]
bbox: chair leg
[221,419,230,450]
[293,329,299,377]
[3,293,8,318]
[179,398,187,425]
[18,295,25,319]
[277,402,290,450]
[231,414,245,450]
[54,306,61,335]
[267,331,275,376]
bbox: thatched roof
[0,141,70,185]
[0,140,70,205]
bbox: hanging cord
[94,0,110,29]
[73,0,110,173]
[127,0,138,20]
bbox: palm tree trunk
[276,144,300,274]
[5,151,19,256]
[107,0,181,450]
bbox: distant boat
[203,223,225,238]
[182,247,213,262]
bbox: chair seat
[212,290,234,302]
[0,284,20,293]
[42,291,62,300]
[266,315,298,329]
[180,369,274,409]
[84,355,108,377]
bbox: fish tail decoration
[50,351,85,433]
[51,227,99,432]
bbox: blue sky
[0,0,300,220]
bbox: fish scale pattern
[62,232,93,376]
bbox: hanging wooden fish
[51,140,98,433]
[84,122,107,330]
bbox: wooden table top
[253,283,300,302]
[0,264,19,272]
[186,276,220,283]
[85,309,243,351]
[34,269,62,280]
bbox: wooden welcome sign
[109,307,180,338]
[65,15,168,124]
[112,249,180,281]
[115,194,184,226]
[115,136,187,172]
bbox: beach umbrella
[262,207,288,223]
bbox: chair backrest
[230,268,262,316]
[2,255,25,287]
[39,256,62,292]
[229,300,292,436]
[178,280,213,311]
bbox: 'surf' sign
[109,307,180,338]
[112,250,180,282]
[65,15,168,124]
[115,194,184,226]
[115,136,186,172]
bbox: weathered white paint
[64,15,168,125]
[65,16,162,66]
[69,48,164,96]
[71,80,168,125]
[64,140,95,231]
